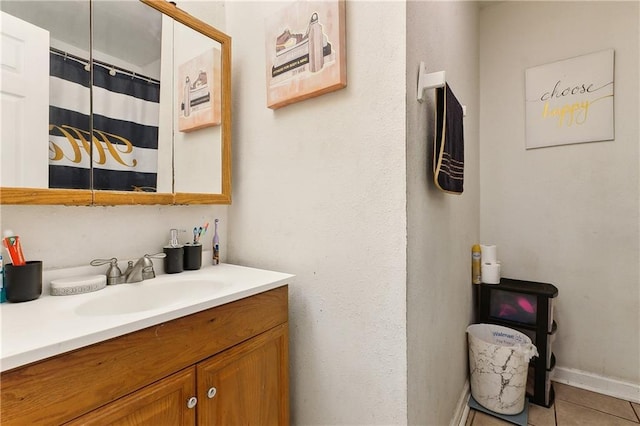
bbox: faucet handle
[140,253,167,280]
[146,252,167,260]
[90,257,118,267]
[90,257,125,285]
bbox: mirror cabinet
[0,0,231,205]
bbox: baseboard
[553,366,640,403]
[451,379,471,426]
[448,367,639,425]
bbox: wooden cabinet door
[65,368,196,426]
[197,323,289,426]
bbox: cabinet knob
[207,386,217,399]
[187,396,198,409]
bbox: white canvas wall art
[525,49,614,149]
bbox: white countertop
[0,263,294,372]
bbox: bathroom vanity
[0,264,292,425]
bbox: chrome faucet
[125,253,166,282]
[91,253,166,284]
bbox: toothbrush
[191,222,209,244]
[197,222,209,243]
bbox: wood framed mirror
[0,0,231,205]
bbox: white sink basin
[75,279,228,316]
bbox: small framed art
[178,47,222,132]
[265,0,346,109]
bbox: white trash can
[466,323,538,415]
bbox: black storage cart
[476,278,559,407]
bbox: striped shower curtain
[49,52,160,191]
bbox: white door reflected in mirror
[0,11,50,189]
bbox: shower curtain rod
[50,47,160,85]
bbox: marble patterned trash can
[467,323,538,415]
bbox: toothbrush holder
[5,260,43,303]
[183,243,202,270]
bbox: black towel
[433,83,464,194]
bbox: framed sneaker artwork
[265,0,346,109]
[177,45,222,132]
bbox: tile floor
[466,382,640,426]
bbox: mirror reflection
[1,0,230,202]
[90,0,166,192]
[173,19,223,195]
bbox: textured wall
[224,1,408,424]
[0,205,227,269]
[406,1,480,424]
[479,1,640,384]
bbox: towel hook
[417,62,445,102]
[416,61,466,116]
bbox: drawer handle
[207,386,217,399]
[187,396,198,409]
